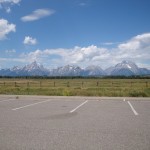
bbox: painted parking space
[0,96,150,150]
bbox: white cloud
[0,0,21,13]
[0,0,21,4]
[19,33,150,69]
[102,42,114,45]
[101,42,120,46]
[79,3,86,6]
[20,46,110,68]
[23,36,37,45]
[21,9,55,22]
[118,33,150,50]
[66,45,109,64]
[117,33,150,60]
[5,49,16,53]
[0,18,16,40]
[6,7,11,13]
[1,33,150,69]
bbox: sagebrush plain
[0,78,149,97]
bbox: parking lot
[0,95,150,150]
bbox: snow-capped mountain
[84,65,105,76]
[0,60,149,76]
[0,61,49,76]
[50,65,83,76]
[21,61,49,76]
[11,66,21,72]
[49,65,106,76]
[105,60,150,76]
[114,60,139,74]
[23,61,44,71]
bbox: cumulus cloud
[0,18,16,40]
[0,0,21,13]
[23,36,37,45]
[1,33,149,69]
[117,33,150,61]
[20,46,110,68]
[66,46,109,64]
[118,33,150,50]
[21,9,55,22]
[19,33,150,69]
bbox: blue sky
[0,0,150,69]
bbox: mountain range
[0,60,149,76]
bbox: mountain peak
[11,66,21,71]
[30,61,39,67]
[122,60,130,64]
[116,60,137,68]
[121,60,135,64]
[85,65,105,76]
[110,60,140,75]
[23,61,45,72]
[0,60,149,76]
[32,60,38,64]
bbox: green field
[0,78,150,97]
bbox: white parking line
[123,99,126,102]
[70,100,88,113]
[12,100,51,111]
[127,101,139,116]
[0,99,16,103]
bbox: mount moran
[0,60,149,76]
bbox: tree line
[0,75,150,79]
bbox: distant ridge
[0,60,149,76]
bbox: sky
[0,0,150,69]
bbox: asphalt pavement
[0,95,150,150]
